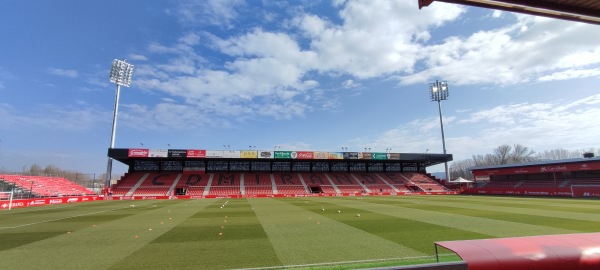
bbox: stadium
[2,1,600,270]
[2,146,600,269]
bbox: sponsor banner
[206,150,224,158]
[258,151,273,159]
[314,151,329,159]
[168,149,187,158]
[473,160,600,177]
[240,150,258,159]
[296,151,314,159]
[49,198,64,204]
[186,150,206,158]
[223,150,240,158]
[387,153,400,160]
[463,187,572,197]
[572,186,600,198]
[343,152,359,159]
[372,152,387,160]
[129,196,191,200]
[6,200,26,208]
[328,152,344,159]
[30,199,47,206]
[128,148,149,158]
[359,152,372,159]
[475,175,490,181]
[1,196,102,210]
[274,151,292,159]
[149,149,168,158]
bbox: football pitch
[2,195,600,270]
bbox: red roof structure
[436,233,600,270]
[418,0,600,25]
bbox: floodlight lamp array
[429,81,449,101]
[109,59,134,87]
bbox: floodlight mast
[429,80,450,181]
[105,59,134,189]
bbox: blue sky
[0,0,599,176]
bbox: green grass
[1,195,600,269]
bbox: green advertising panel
[274,151,292,159]
[371,152,388,160]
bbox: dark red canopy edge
[435,233,600,270]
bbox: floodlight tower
[105,59,134,188]
[429,80,450,181]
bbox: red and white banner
[296,151,314,159]
[1,196,102,210]
[473,160,600,177]
[462,187,573,197]
[186,150,206,158]
[128,148,149,157]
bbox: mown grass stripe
[424,195,600,214]
[2,196,600,270]
[0,200,139,228]
[404,203,600,232]
[109,199,282,270]
[250,198,425,266]
[286,199,490,255]
[325,196,576,237]
[0,199,211,270]
[0,201,152,250]
[369,196,600,224]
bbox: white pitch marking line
[229,254,458,270]
[0,202,156,230]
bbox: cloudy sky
[0,0,599,176]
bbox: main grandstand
[107,148,454,198]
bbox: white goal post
[0,190,14,210]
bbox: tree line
[449,144,599,180]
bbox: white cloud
[401,15,600,85]
[293,0,464,79]
[342,79,360,89]
[132,1,463,129]
[174,0,245,27]
[0,103,108,131]
[47,68,78,78]
[357,93,600,162]
[134,1,600,132]
[135,29,319,123]
[348,118,440,153]
[179,32,201,46]
[538,68,600,82]
[119,102,227,131]
[448,94,600,159]
[0,66,15,89]
[128,54,148,61]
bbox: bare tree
[510,144,536,163]
[449,159,475,180]
[494,144,512,164]
[450,144,536,180]
[538,148,579,160]
[450,145,596,180]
